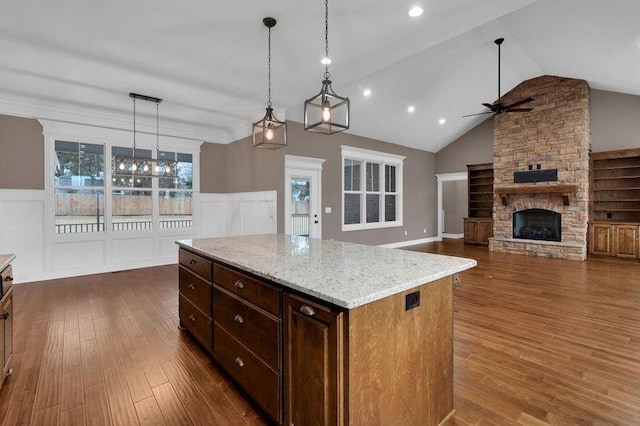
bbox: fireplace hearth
[513,209,561,242]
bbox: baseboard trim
[442,233,464,239]
[378,236,441,249]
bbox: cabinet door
[284,294,342,426]
[589,224,614,256]
[478,219,493,245]
[464,219,478,244]
[614,225,638,258]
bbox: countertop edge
[0,254,16,273]
[176,241,476,309]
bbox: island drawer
[179,295,212,353]
[0,265,12,297]
[179,266,212,315]
[214,264,280,317]
[214,323,281,423]
[214,286,280,370]
[179,249,212,281]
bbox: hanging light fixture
[253,17,287,149]
[114,93,176,177]
[304,0,350,134]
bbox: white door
[284,156,325,239]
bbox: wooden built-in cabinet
[464,163,494,245]
[589,149,640,259]
[0,261,14,390]
[178,247,456,425]
[178,250,213,353]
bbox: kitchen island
[176,235,476,425]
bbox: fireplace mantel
[495,184,578,206]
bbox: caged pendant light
[304,0,349,134]
[253,17,287,149]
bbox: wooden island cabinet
[177,235,476,425]
[0,255,15,391]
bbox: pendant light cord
[132,97,136,157]
[324,0,330,79]
[267,25,272,108]
[156,103,160,153]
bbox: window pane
[112,175,152,188]
[112,190,152,231]
[344,194,361,224]
[160,191,193,229]
[385,194,397,222]
[176,153,193,189]
[55,141,104,187]
[55,189,104,234]
[385,165,396,193]
[366,194,380,223]
[112,146,153,185]
[366,162,380,192]
[344,159,361,191]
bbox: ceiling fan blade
[481,103,496,110]
[507,108,533,112]
[505,97,534,109]
[463,111,494,118]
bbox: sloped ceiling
[0,0,638,152]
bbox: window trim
[341,145,404,231]
[43,120,200,241]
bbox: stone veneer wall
[489,75,590,261]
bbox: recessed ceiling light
[363,89,372,97]
[407,105,416,113]
[320,56,332,65]
[408,6,423,18]
[438,118,446,125]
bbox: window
[54,141,105,234]
[341,146,404,231]
[52,137,194,235]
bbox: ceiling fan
[463,37,534,117]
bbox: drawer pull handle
[188,283,196,290]
[188,315,196,322]
[189,259,196,265]
[0,313,8,320]
[233,314,244,324]
[234,280,245,289]
[300,305,316,316]
[234,357,244,368]
[4,276,12,282]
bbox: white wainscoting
[1,189,277,283]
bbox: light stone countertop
[0,254,15,273]
[177,235,476,309]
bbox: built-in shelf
[495,184,578,206]
[591,148,640,223]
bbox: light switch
[324,207,332,213]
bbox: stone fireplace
[489,75,590,261]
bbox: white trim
[341,146,404,232]
[377,236,441,249]
[341,145,406,163]
[285,155,326,170]
[435,172,468,240]
[442,233,464,239]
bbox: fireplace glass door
[513,209,561,242]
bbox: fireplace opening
[513,209,561,242]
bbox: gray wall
[0,114,44,189]
[435,89,640,174]
[435,119,493,174]
[200,121,437,246]
[442,180,467,234]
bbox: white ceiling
[1,0,639,152]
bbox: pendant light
[304,0,349,134]
[253,17,287,149]
[114,93,175,177]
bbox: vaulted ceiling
[1,0,639,152]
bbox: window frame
[341,145,404,231]
[44,121,199,241]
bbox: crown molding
[0,91,227,144]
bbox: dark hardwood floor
[1,239,639,425]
